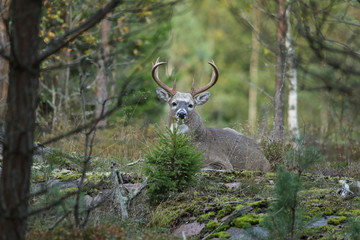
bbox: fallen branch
[110,160,147,220]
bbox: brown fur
[168,110,271,172]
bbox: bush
[144,126,204,205]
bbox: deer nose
[177,111,187,120]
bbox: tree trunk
[0,0,42,239]
[285,1,299,141]
[95,14,111,128]
[64,4,72,128]
[0,1,122,238]
[273,0,287,142]
[0,0,10,123]
[248,7,261,129]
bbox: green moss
[54,169,82,181]
[249,200,268,208]
[324,207,336,216]
[217,224,230,232]
[60,187,78,194]
[206,220,219,231]
[86,172,112,185]
[224,175,235,183]
[209,231,230,239]
[150,196,212,227]
[233,213,259,228]
[328,216,347,225]
[306,206,321,219]
[197,211,216,222]
[218,205,235,219]
[235,204,244,210]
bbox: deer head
[152,58,219,123]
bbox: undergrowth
[144,126,203,205]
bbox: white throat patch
[170,123,189,134]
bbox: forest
[0,0,359,239]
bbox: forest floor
[18,125,360,239]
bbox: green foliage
[261,166,305,240]
[349,218,360,240]
[144,126,204,205]
[285,138,322,172]
[261,141,291,168]
[261,141,322,239]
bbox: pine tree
[144,126,204,205]
[262,140,321,240]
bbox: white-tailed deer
[152,58,271,171]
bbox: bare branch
[37,0,123,63]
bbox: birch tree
[285,0,300,140]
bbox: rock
[172,221,205,237]
[226,226,267,240]
[223,182,242,190]
[349,181,360,194]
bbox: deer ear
[156,88,172,102]
[194,92,211,105]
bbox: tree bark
[248,7,261,128]
[285,0,300,141]
[273,0,287,142]
[0,0,42,239]
[0,0,10,123]
[0,1,122,238]
[95,14,111,128]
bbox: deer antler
[152,57,177,96]
[190,60,219,97]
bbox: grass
[36,122,163,175]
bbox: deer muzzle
[176,109,187,120]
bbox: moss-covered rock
[197,212,216,222]
[328,216,347,225]
[206,220,219,231]
[233,213,259,228]
[218,204,235,219]
[209,231,230,239]
[53,169,82,181]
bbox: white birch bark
[286,1,300,140]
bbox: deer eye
[188,104,193,108]
[172,102,177,106]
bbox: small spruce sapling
[144,126,203,205]
[261,139,321,240]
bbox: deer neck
[168,111,207,137]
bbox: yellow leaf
[264,48,271,55]
[48,32,55,38]
[133,49,139,56]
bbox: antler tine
[152,57,177,96]
[190,60,219,97]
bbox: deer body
[152,58,271,172]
